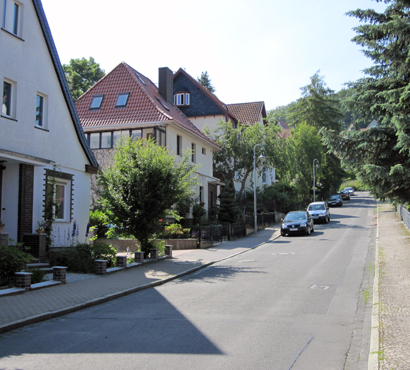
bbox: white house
[0,0,98,246]
[75,63,221,218]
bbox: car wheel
[324,216,329,224]
[306,227,311,236]
[311,224,314,233]
[281,231,286,237]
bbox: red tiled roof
[278,120,290,130]
[226,102,266,125]
[76,63,219,149]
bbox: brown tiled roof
[226,102,266,125]
[278,120,290,130]
[76,62,219,149]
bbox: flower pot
[36,229,45,234]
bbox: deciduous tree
[97,138,198,253]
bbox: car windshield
[330,196,339,200]
[345,187,353,191]
[308,204,325,211]
[285,212,307,221]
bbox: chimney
[158,67,174,105]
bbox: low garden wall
[96,238,198,251]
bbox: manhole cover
[310,285,330,290]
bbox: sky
[40,0,387,111]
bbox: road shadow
[0,287,223,357]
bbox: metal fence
[397,205,410,230]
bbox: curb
[368,204,380,369]
[0,231,280,335]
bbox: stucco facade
[0,0,97,244]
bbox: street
[0,193,376,370]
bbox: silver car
[307,201,330,223]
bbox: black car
[281,211,314,236]
[328,194,343,207]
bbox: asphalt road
[0,193,376,370]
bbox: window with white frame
[2,0,22,37]
[2,79,16,118]
[202,147,206,155]
[35,93,47,128]
[157,129,166,148]
[174,92,190,106]
[45,170,73,223]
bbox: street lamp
[254,144,266,235]
[313,159,319,202]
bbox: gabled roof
[226,102,266,125]
[173,68,238,124]
[76,63,219,149]
[31,0,98,168]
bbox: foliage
[192,203,207,225]
[260,182,296,214]
[205,120,281,202]
[97,137,198,254]
[288,71,343,131]
[0,245,32,286]
[218,184,243,223]
[89,208,110,238]
[161,224,191,239]
[62,57,105,99]
[49,243,117,273]
[197,71,215,93]
[24,268,47,284]
[321,1,410,203]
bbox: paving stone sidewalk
[0,226,279,334]
[377,203,410,370]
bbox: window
[2,0,22,37]
[101,132,112,149]
[113,130,130,147]
[174,92,190,106]
[155,97,170,111]
[202,147,206,155]
[131,129,142,141]
[45,170,73,223]
[191,143,196,163]
[89,133,100,149]
[90,95,103,109]
[199,186,204,203]
[35,93,47,128]
[177,135,182,156]
[115,93,129,107]
[2,81,12,116]
[157,129,166,147]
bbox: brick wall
[18,164,34,243]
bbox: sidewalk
[373,203,410,369]
[0,226,280,334]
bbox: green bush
[49,243,117,273]
[25,268,47,284]
[0,245,32,286]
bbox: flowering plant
[36,220,48,231]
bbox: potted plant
[0,219,4,234]
[36,220,47,234]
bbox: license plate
[290,228,298,231]
[313,216,319,219]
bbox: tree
[321,1,410,203]
[288,71,343,131]
[197,71,216,93]
[205,120,281,202]
[97,138,198,254]
[63,57,105,99]
[218,184,243,223]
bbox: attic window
[174,93,190,106]
[136,73,146,85]
[115,93,130,107]
[155,97,170,111]
[90,95,104,109]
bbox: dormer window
[90,95,104,109]
[174,92,190,106]
[115,92,130,107]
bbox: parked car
[344,186,355,196]
[307,201,330,223]
[281,211,314,236]
[340,190,350,200]
[328,194,343,207]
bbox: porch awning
[0,148,54,166]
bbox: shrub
[0,245,32,286]
[49,243,117,273]
[25,268,47,284]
